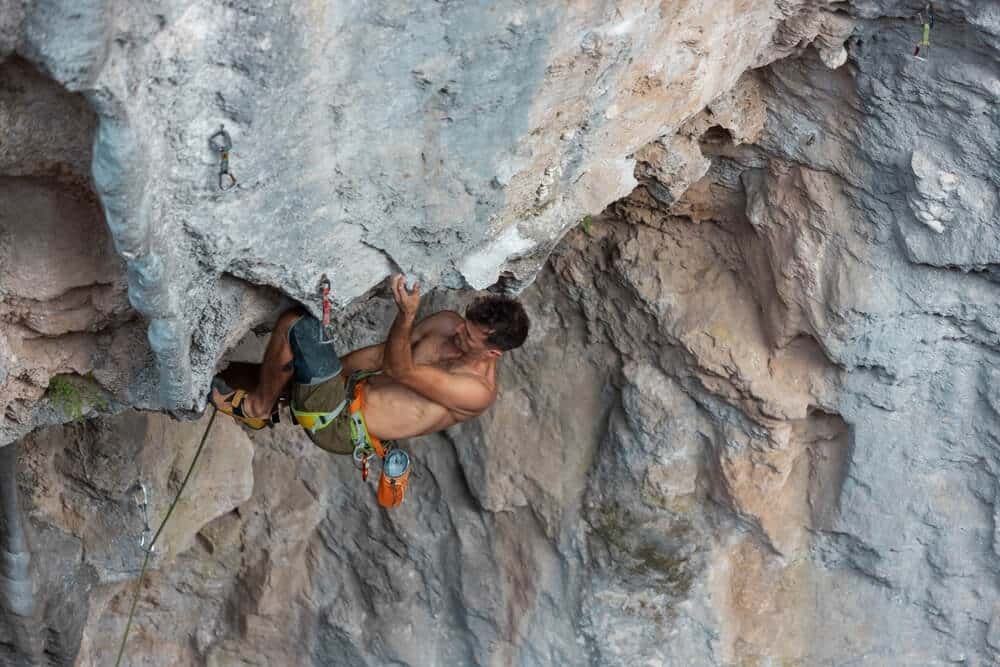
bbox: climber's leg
[211,308,302,420]
[340,343,384,377]
[250,308,309,417]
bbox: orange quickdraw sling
[347,372,411,509]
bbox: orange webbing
[349,378,386,459]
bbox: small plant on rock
[46,374,109,422]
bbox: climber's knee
[276,307,307,340]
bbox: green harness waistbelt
[291,371,381,453]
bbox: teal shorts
[288,314,343,385]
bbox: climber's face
[454,319,499,357]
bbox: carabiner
[133,482,154,552]
[353,443,375,481]
[208,125,232,153]
[209,125,237,191]
[219,170,237,191]
[319,273,337,343]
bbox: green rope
[114,407,218,667]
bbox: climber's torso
[345,312,498,440]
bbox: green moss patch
[46,374,109,422]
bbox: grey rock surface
[1,0,856,416]
[3,1,1000,666]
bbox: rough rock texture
[4,1,1000,666]
[11,410,253,665]
[0,0,859,419]
[0,54,134,438]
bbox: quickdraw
[913,3,934,61]
[350,410,376,482]
[209,125,238,191]
[347,371,385,481]
[319,273,335,344]
[354,446,372,482]
[133,482,154,553]
[116,409,218,666]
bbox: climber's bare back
[341,311,498,441]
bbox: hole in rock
[699,124,734,146]
[487,271,525,294]
[0,176,116,303]
[0,56,120,313]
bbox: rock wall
[1,0,856,423]
[3,0,1000,665]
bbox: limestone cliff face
[0,0,856,425]
[3,1,1000,665]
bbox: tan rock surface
[4,1,1000,665]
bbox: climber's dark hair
[465,295,530,352]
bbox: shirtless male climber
[208,275,530,455]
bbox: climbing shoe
[209,377,277,430]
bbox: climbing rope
[208,125,237,191]
[114,407,218,667]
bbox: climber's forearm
[383,311,416,377]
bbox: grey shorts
[288,314,343,385]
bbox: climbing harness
[913,3,934,60]
[287,279,413,508]
[319,273,336,344]
[346,371,387,476]
[115,408,218,667]
[288,370,370,435]
[208,125,238,191]
[345,371,410,508]
[290,397,348,435]
[290,369,412,508]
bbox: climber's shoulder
[413,310,464,339]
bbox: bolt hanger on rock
[209,124,237,191]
